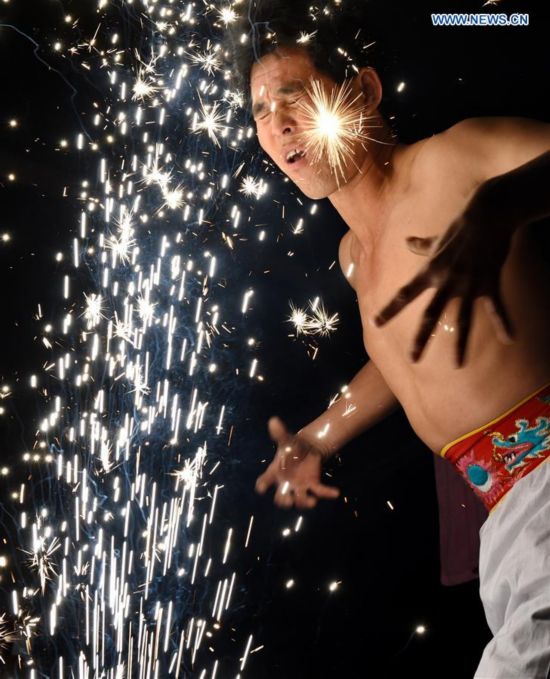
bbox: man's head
[229,0,388,199]
[250,47,384,199]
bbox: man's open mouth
[285,148,306,164]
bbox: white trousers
[475,459,550,678]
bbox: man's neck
[329,122,403,246]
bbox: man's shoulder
[425,116,510,148]
[409,118,493,161]
[402,117,503,185]
[413,116,546,179]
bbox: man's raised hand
[255,416,340,510]
[373,204,516,367]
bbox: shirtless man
[232,11,550,677]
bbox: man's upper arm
[441,116,550,181]
[338,231,356,290]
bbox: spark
[128,362,150,396]
[132,67,160,101]
[193,98,226,146]
[141,159,172,190]
[113,314,135,345]
[161,184,185,210]
[296,30,317,44]
[98,439,114,473]
[218,6,237,25]
[23,537,61,594]
[288,299,339,337]
[224,89,244,109]
[343,402,357,417]
[188,43,221,75]
[136,294,157,323]
[0,614,18,659]
[13,609,39,650]
[104,233,135,263]
[83,292,103,328]
[239,175,266,200]
[307,300,339,336]
[105,212,136,263]
[298,78,373,183]
[288,302,309,336]
[172,458,198,489]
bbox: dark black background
[0,0,548,676]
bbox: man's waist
[396,373,550,453]
[439,382,550,512]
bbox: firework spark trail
[1,1,274,675]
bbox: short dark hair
[226,0,383,106]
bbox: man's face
[250,48,368,200]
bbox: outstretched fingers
[255,464,277,495]
[456,293,474,368]
[373,269,431,327]
[411,284,452,362]
[274,481,294,509]
[484,290,515,345]
[309,482,340,500]
[294,490,317,510]
[275,482,340,510]
[268,416,292,447]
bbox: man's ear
[357,66,383,113]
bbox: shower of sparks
[2,1,277,675]
[288,299,339,337]
[0,0,355,674]
[298,78,372,183]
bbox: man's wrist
[296,427,339,461]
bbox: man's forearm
[297,361,400,458]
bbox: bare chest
[348,170,550,451]
[353,176,480,344]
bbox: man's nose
[271,105,295,136]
